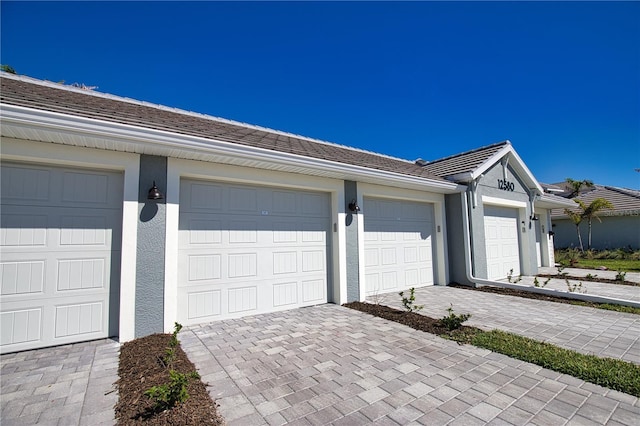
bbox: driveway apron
[181,303,640,425]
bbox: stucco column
[344,181,360,302]
[135,155,167,338]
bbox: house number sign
[497,179,515,192]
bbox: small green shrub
[615,270,627,282]
[566,280,584,293]
[399,288,423,312]
[144,369,201,411]
[164,322,183,367]
[439,304,471,331]
[145,322,202,411]
[585,273,598,280]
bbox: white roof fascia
[468,142,513,181]
[0,103,462,194]
[537,194,576,209]
[447,171,474,183]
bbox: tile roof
[0,74,447,182]
[550,184,640,218]
[419,141,510,179]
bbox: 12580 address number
[497,179,515,191]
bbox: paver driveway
[381,286,640,365]
[2,286,640,425]
[0,338,118,425]
[181,303,640,425]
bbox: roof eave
[537,195,577,209]
[0,103,461,194]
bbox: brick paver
[0,339,118,425]
[2,283,639,425]
[381,285,640,365]
[181,303,640,425]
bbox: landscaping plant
[144,322,201,412]
[439,304,471,331]
[144,369,201,412]
[398,287,423,312]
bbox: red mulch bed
[115,333,225,425]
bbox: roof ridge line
[424,140,511,165]
[0,72,416,165]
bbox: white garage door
[1,162,122,353]
[484,205,521,280]
[364,198,434,296]
[177,179,331,324]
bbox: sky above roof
[2,1,639,190]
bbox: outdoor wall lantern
[348,199,360,212]
[147,181,164,200]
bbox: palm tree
[581,198,614,250]
[564,204,584,252]
[565,178,594,198]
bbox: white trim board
[481,196,527,208]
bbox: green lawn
[574,258,640,272]
[555,249,640,272]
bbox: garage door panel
[1,164,123,208]
[185,183,224,211]
[364,198,435,296]
[1,207,121,250]
[54,300,104,338]
[178,179,330,324]
[484,206,520,280]
[1,162,122,353]
[1,259,45,295]
[1,307,42,346]
[1,166,51,202]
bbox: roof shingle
[550,184,640,218]
[0,74,447,182]
[420,141,510,178]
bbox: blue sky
[2,1,639,189]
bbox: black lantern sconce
[147,181,164,200]
[348,199,360,212]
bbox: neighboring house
[0,73,570,353]
[548,183,640,250]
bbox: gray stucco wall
[135,155,167,338]
[445,193,471,285]
[344,181,360,302]
[552,215,640,250]
[470,162,537,278]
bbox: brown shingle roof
[550,185,640,218]
[0,75,448,182]
[420,141,510,178]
